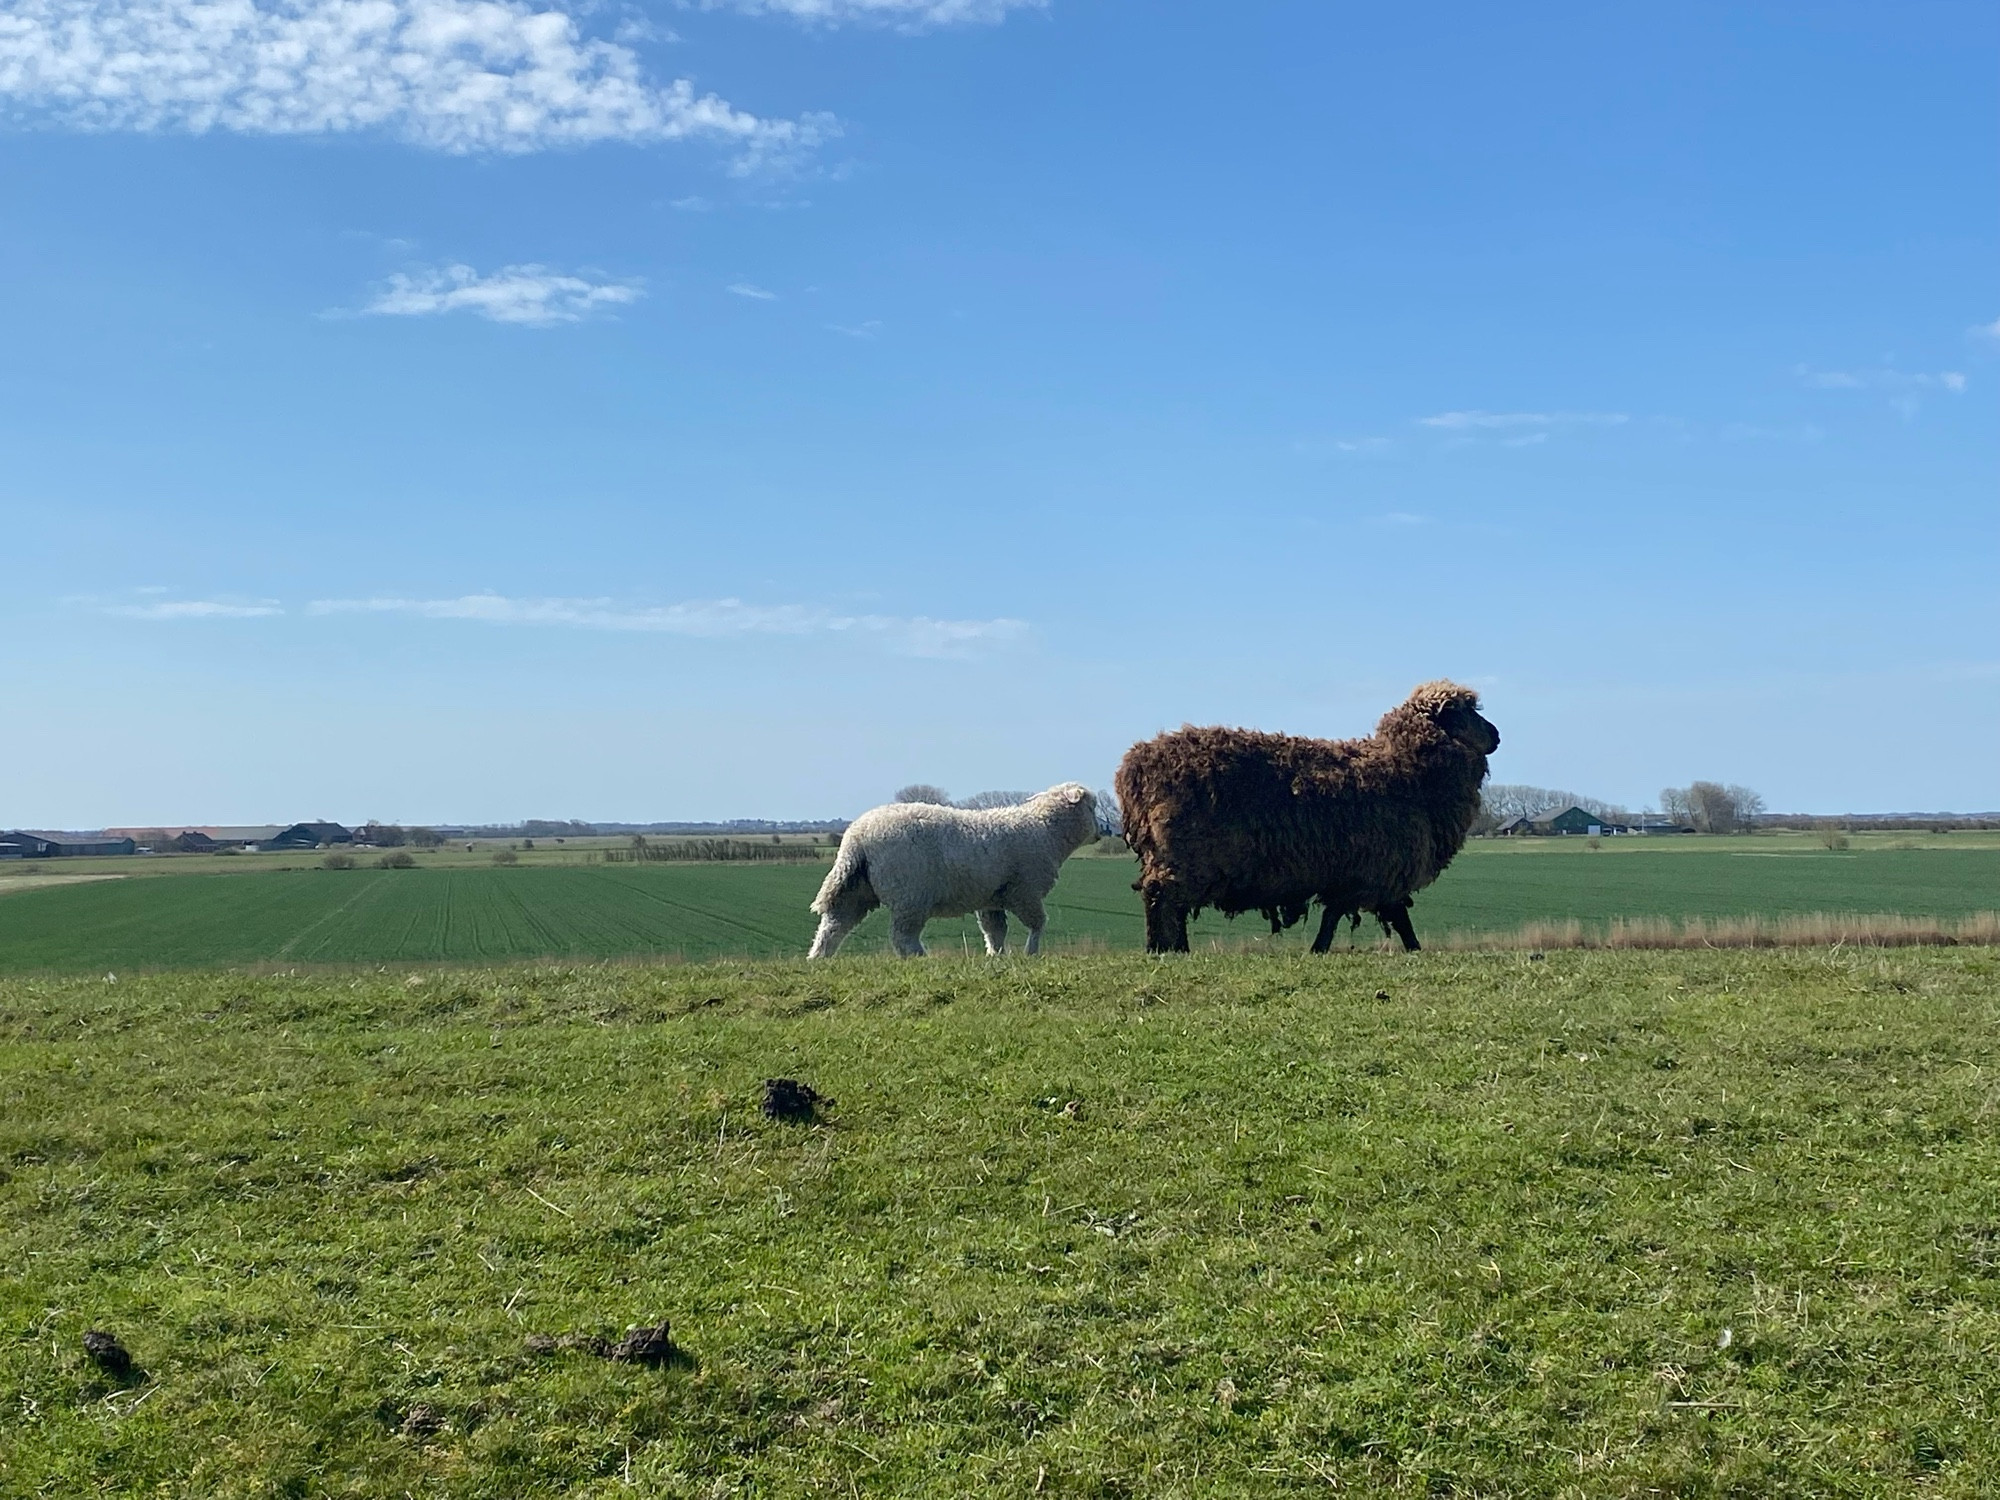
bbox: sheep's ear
[1064,786,1086,804]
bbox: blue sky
[3,0,1995,825]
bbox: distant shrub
[492,849,519,866]
[523,839,535,851]
[410,827,445,848]
[215,847,242,857]
[377,851,416,869]
[322,852,356,870]
[1816,821,1852,851]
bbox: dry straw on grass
[1433,911,2000,952]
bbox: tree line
[1473,782,1766,835]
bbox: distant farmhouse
[0,830,138,858]
[266,822,354,851]
[6,823,349,858]
[1493,806,1692,837]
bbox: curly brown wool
[1115,681,1499,954]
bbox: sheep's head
[1037,782,1100,848]
[1384,681,1500,756]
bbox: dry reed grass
[1433,911,2000,952]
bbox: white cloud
[307,593,1027,657]
[355,263,641,324]
[105,598,283,619]
[825,319,880,338]
[1418,410,1629,430]
[670,195,714,211]
[0,0,833,164]
[1974,316,2000,343]
[727,281,777,300]
[1794,365,1966,393]
[1500,431,1548,447]
[1720,422,1824,443]
[698,0,1043,27]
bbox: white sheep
[808,784,1099,958]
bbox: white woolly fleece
[808,783,1099,957]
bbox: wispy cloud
[727,281,778,300]
[1974,316,2000,343]
[1794,365,1966,393]
[307,594,1027,657]
[103,598,283,619]
[1418,410,1629,431]
[1721,421,1825,444]
[698,0,1044,27]
[353,264,642,325]
[825,319,881,338]
[0,0,834,165]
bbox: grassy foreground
[4,951,1999,1497]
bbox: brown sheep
[1115,681,1499,954]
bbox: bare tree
[1094,788,1123,839]
[1727,784,1767,827]
[1482,784,1628,825]
[1663,781,1764,833]
[894,784,952,806]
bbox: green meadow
[4,950,1998,1495]
[4,836,2000,973]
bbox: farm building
[1495,806,1624,837]
[0,831,138,858]
[265,822,354,850]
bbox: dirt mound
[762,1078,832,1122]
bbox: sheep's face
[1437,699,1500,755]
[1042,783,1099,845]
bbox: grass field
[5,949,1998,1495]
[5,838,2000,974]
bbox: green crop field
[5,950,1999,1495]
[4,838,2000,974]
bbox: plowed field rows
[3,843,1999,972]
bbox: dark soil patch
[525,1318,686,1369]
[83,1330,140,1382]
[762,1077,832,1122]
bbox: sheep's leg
[1007,892,1047,956]
[1309,904,1344,955]
[1383,902,1421,953]
[976,908,1009,955]
[888,911,929,958]
[1143,889,1191,953]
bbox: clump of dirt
[82,1330,139,1381]
[400,1403,445,1438]
[762,1078,832,1122]
[610,1319,677,1366]
[525,1319,680,1367]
